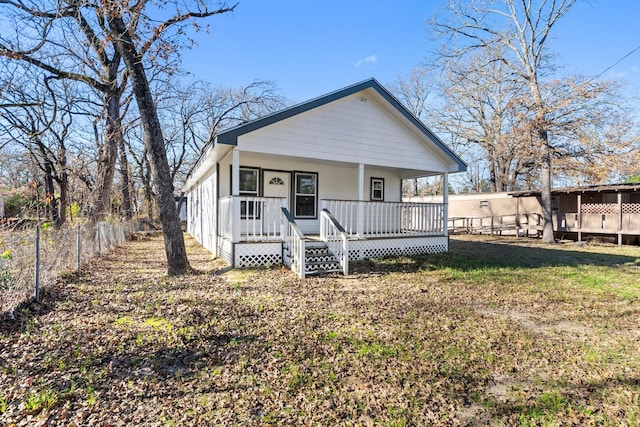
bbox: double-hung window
[239,167,259,218]
[294,172,317,218]
[371,177,384,201]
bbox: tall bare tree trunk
[109,14,189,275]
[43,162,59,226]
[90,91,120,221]
[118,137,133,219]
[58,170,69,226]
[540,143,555,243]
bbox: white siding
[187,169,217,254]
[234,152,401,234]
[237,91,452,173]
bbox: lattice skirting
[349,236,449,260]
[234,242,283,268]
[215,237,448,269]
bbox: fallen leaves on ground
[1,234,639,426]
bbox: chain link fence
[0,221,137,317]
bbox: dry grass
[0,233,639,426]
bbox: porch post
[516,196,521,239]
[618,192,623,246]
[231,149,241,243]
[443,173,449,237]
[357,163,365,238]
[577,194,582,242]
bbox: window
[239,167,259,218]
[239,168,258,194]
[269,176,284,185]
[479,200,489,208]
[294,172,317,218]
[371,178,384,201]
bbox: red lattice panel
[581,203,618,214]
[622,203,640,214]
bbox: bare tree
[434,0,578,242]
[389,67,437,123]
[436,49,540,192]
[104,0,237,274]
[1,0,237,274]
[0,67,76,227]
[389,67,440,196]
[0,0,132,221]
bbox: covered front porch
[219,197,446,242]
[217,195,449,277]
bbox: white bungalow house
[183,79,466,277]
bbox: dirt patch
[476,306,593,340]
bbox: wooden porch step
[305,268,343,276]
[285,239,344,276]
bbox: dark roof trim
[216,78,467,171]
[510,183,640,197]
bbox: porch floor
[238,232,447,243]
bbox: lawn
[1,233,639,426]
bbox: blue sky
[181,1,640,104]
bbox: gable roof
[215,78,466,171]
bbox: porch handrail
[219,195,285,241]
[320,208,349,275]
[280,207,306,278]
[323,199,445,238]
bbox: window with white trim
[239,167,259,218]
[371,177,384,201]
[294,172,317,218]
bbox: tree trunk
[540,148,555,243]
[118,137,133,219]
[57,170,69,226]
[89,90,120,221]
[143,152,154,220]
[489,158,498,193]
[538,121,555,243]
[43,162,60,227]
[109,14,190,275]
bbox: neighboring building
[412,183,640,246]
[407,192,541,236]
[511,183,640,245]
[183,78,467,277]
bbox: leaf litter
[0,233,638,426]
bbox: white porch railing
[281,207,306,278]
[219,196,286,242]
[320,209,349,275]
[322,200,445,238]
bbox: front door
[261,170,291,236]
[263,170,290,203]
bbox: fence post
[77,224,81,274]
[34,225,40,303]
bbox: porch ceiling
[237,151,446,179]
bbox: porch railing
[320,209,349,275]
[322,200,445,238]
[219,196,286,242]
[281,207,306,278]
